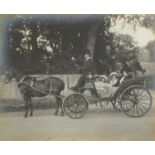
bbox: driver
[70,50,94,91]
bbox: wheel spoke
[137,89,145,98]
[138,102,148,109]
[135,104,139,116]
[128,106,135,116]
[136,88,140,96]
[132,89,137,97]
[121,99,134,111]
[123,101,130,110]
[120,86,152,117]
[137,104,145,114]
[63,94,88,119]
[138,93,149,100]
[138,101,149,107]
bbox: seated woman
[110,71,127,87]
[109,72,119,86]
[95,75,108,88]
[107,72,120,96]
[94,75,109,97]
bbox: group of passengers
[94,72,124,97]
[70,47,145,95]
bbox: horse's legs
[23,95,29,118]
[55,97,64,116]
[59,97,64,116]
[29,97,33,117]
[54,96,60,116]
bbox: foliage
[5,15,154,74]
[146,40,155,61]
[7,15,90,73]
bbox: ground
[0,90,155,141]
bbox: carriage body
[63,75,153,119]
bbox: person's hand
[71,57,76,61]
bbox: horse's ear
[11,68,17,72]
[4,70,9,74]
[8,68,16,76]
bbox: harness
[19,75,27,83]
[18,76,64,98]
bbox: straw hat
[110,72,118,78]
[100,75,108,81]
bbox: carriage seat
[82,81,95,89]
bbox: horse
[4,69,65,118]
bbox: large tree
[88,14,155,61]
[5,14,155,74]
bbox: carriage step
[100,97,113,101]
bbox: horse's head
[4,69,16,84]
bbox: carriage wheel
[63,93,89,119]
[112,98,122,112]
[120,85,152,117]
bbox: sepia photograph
[0,14,155,140]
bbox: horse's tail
[62,79,65,91]
[67,76,70,89]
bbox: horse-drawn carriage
[63,75,152,119]
[4,69,153,119]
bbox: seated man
[70,51,94,91]
[112,61,134,87]
[130,57,146,77]
[121,58,145,79]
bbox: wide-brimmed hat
[94,74,99,78]
[100,75,108,81]
[110,72,118,78]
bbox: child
[108,72,119,95]
[94,75,109,98]
[109,72,119,86]
[94,75,108,89]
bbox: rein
[9,79,16,83]
[19,82,65,98]
[18,75,51,95]
[7,74,65,98]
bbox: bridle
[8,78,16,83]
[4,74,16,84]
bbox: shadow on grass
[0,98,56,112]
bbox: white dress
[94,81,109,98]
[108,79,119,96]
[95,79,119,98]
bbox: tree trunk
[86,22,102,61]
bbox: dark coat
[121,63,132,74]
[80,58,95,74]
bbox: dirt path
[0,98,155,140]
